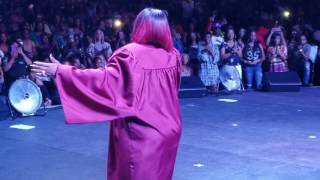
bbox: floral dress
[267,45,288,72]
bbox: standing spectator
[242,30,266,89]
[266,31,288,72]
[256,26,269,50]
[237,28,246,49]
[199,33,220,93]
[296,34,312,86]
[211,24,224,50]
[187,32,200,76]
[221,27,243,78]
[287,29,300,70]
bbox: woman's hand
[31,54,60,77]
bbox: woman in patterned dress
[266,30,288,72]
[199,33,220,93]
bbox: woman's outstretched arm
[32,49,136,124]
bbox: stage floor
[1,88,320,180]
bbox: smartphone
[11,43,18,55]
[272,27,282,33]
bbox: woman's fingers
[30,64,48,75]
[49,54,60,64]
[30,64,46,70]
[33,61,51,67]
[30,68,45,74]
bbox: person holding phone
[266,32,288,72]
[3,39,33,88]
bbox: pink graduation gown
[55,43,182,180]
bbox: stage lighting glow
[114,19,123,28]
[28,4,34,9]
[283,10,290,18]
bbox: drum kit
[7,78,46,118]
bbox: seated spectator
[64,34,84,60]
[93,56,106,69]
[37,33,51,61]
[242,30,266,89]
[69,55,85,69]
[87,29,113,60]
[30,21,45,46]
[199,33,220,93]
[29,72,52,107]
[295,34,312,86]
[23,28,37,59]
[73,17,84,38]
[61,60,71,66]
[104,18,114,42]
[0,32,9,61]
[266,30,288,72]
[115,31,128,49]
[0,53,4,94]
[221,27,243,78]
[181,53,193,77]
[3,40,33,89]
[172,29,184,54]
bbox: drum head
[220,65,241,91]
[9,79,43,115]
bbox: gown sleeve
[55,48,136,124]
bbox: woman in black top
[242,30,265,89]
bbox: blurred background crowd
[1,0,320,106]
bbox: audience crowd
[1,0,320,106]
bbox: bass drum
[8,79,43,115]
[219,65,242,91]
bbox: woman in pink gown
[31,8,182,180]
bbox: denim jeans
[303,60,311,85]
[244,64,263,89]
